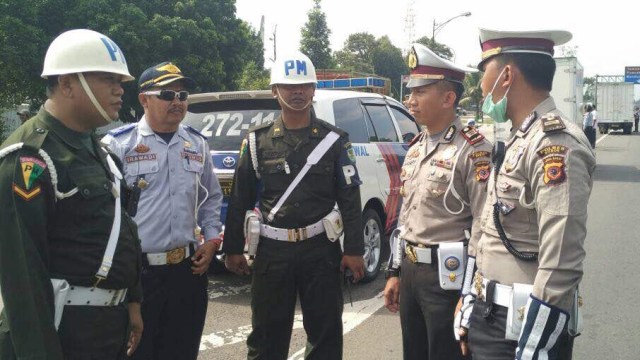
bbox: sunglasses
[144,90,189,102]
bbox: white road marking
[199,291,385,355]
[596,132,609,145]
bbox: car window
[332,98,371,143]
[183,99,281,151]
[389,106,420,143]
[364,104,399,142]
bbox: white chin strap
[78,73,114,123]
[276,86,312,111]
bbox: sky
[235,0,639,78]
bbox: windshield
[183,98,281,151]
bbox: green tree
[0,0,264,121]
[334,33,376,73]
[372,36,408,99]
[414,36,453,60]
[459,70,484,121]
[237,62,271,91]
[583,76,596,104]
[300,0,333,68]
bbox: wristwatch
[385,268,400,279]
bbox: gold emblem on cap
[157,63,181,74]
[408,47,418,70]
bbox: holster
[124,182,141,217]
[244,209,262,256]
[50,278,70,330]
[568,287,583,337]
[322,208,343,242]
[437,242,466,290]
[506,283,533,340]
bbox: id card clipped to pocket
[437,242,466,290]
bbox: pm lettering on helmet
[342,165,356,185]
[284,60,307,77]
[100,38,126,64]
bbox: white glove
[454,293,475,341]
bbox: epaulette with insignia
[22,127,49,151]
[461,126,485,146]
[184,125,208,139]
[408,132,424,147]
[541,113,566,132]
[108,123,136,137]
[249,120,274,133]
[317,119,346,137]
[443,125,456,142]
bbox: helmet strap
[275,86,312,112]
[78,73,114,123]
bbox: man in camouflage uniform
[383,43,492,360]
[456,28,596,360]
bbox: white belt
[471,275,512,307]
[65,285,127,306]
[260,219,325,242]
[146,245,191,266]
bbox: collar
[267,114,322,139]
[38,109,90,150]
[138,115,190,145]
[515,97,557,138]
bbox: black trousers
[399,259,468,360]
[467,299,574,360]
[583,126,596,149]
[635,117,639,132]
[131,258,208,360]
[247,235,343,360]
[58,303,129,360]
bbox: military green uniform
[225,115,364,359]
[0,110,142,360]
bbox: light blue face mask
[482,67,511,123]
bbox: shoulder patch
[108,123,136,137]
[409,132,424,147]
[460,126,485,146]
[541,113,566,132]
[185,125,208,139]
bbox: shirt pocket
[260,158,289,192]
[124,155,159,186]
[182,157,204,174]
[494,176,533,233]
[422,169,450,199]
[308,160,334,180]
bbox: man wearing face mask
[382,43,492,360]
[224,51,365,359]
[0,29,143,359]
[455,29,596,360]
[103,62,223,360]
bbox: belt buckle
[405,244,417,263]
[166,247,186,264]
[287,228,308,242]
[474,273,484,300]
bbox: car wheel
[360,209,383,283]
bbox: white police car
[183,89,419,281]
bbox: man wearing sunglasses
[103,62,223,360]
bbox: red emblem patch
[134,143,150,153]
[474,161,491,182]
[542,156,566,185]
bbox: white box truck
[596,76,635,134]
[550,57,584,127]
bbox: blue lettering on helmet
[295,60,307,75]
[100,38,126,64]
[284,59,308,76]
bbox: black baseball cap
[138,61,196,92]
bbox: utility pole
[269,25,277,62]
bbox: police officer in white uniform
[103,62,223,360]
[383,43,492,360]
[455,29,596,360]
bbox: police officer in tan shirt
[455,29,596,360]
[383,43,492,360]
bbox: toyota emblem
[222,156,236,168]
